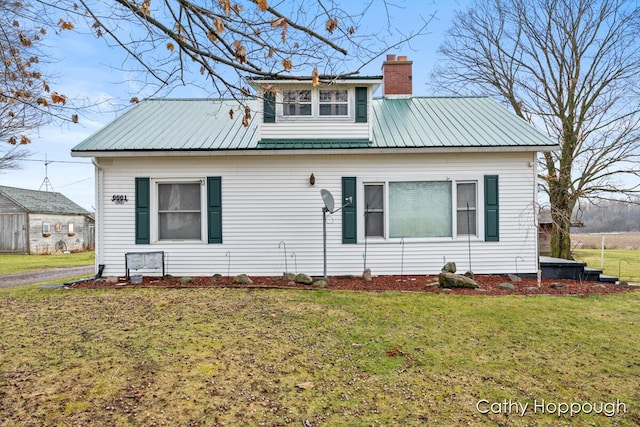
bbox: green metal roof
[0,185,90,215]
[371,97,554,149]
[73,99,260,152]
[258,139,371,149]
[71,97,557,154]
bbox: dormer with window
[251,77,382,148]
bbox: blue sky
[0,1,472,211]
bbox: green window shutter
[135,177,150,244]
[484,175,499,241]
[263,92,276,123]
[207,176,223,243]
[355,87,368,123]
[342,177,357,243]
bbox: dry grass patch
[572,232,640,250]
[1,285,639,426]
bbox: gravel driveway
[0,266,95,288]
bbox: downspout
[91,158,104,274]
[533,154,541,287]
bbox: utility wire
[56,177,94,189]
[22,158,91,164]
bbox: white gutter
[71,145,560,159]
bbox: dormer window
[277,87,353,120]
[259,82,373,124]
[319,90,348,116]
[283,90,312,116]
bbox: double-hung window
[157,182,202,240]
[456,182,477,236]
[319,89,348,116]
[364,184,384,237]
[136,177,222,244]
[363,180,478,239]
[282,90,312,116]
[279,88,351,118]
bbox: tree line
[574,199,640,233]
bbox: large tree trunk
[550,207,573,259]
[548,147,576,259]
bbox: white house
[71,55,558,278]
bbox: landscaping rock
[312,279,328,288]
[179,276,193,284]
[617,281,629,287]
[508,273,522,282]
[441,262,457,273]
[498,282,516,291]
[233,274,253,285]
[464,271,475,280]
[363,268,372,282]
[283,272,296,281]
[438,272,478,288]
[550,282,567,290]
[526,287,540,292]
[295,273,313,285]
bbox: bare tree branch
[433,0,640,258]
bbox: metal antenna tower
[38,154,54,192]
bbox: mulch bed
[71,274,638,296]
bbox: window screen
[456,182,477,235]
[389,181,452,238]
[365,184,384,237]
[158,183,201,240]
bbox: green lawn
[573,249,640,282]
[0,251,94,275]
[1,283,638,426]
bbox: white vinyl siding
[95,151,538,277]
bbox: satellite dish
[320,189,335,212]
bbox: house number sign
[112,194,128,204]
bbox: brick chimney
[382,54,412,97]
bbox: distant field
[573,249,640,282]
[570,233,639,281]
[572,232,640,250]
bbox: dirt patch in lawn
[72,274,638,296]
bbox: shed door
[0,214,28,253]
